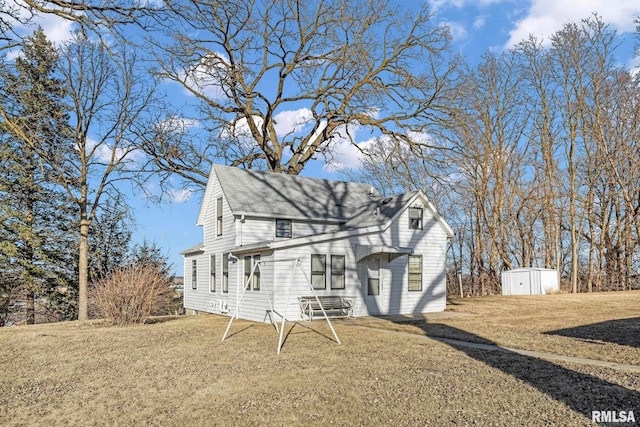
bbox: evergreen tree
[0,28,76,324]
[88,195,134,281]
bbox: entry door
[365,256,384,314]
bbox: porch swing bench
[298,295,354,321]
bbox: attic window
[216,197,223,236]
[409,207,423,230]
[275,219,292,238]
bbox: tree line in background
[1,2,639,324]
[350,16,640,296]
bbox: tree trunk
[78,217,90,320]
[26,293,35,324]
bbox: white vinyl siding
[236,217,337,246]
[184,174,449,321]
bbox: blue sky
[13,0,640,276]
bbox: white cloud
[180,52,229,100]
[629,56,640,75]
[167,188,193,203]
[37,13,75,45]
[428,0,507,12]
[158,116,199,133]
[323,129,436,172]
[505,0,640,47]
[85,137,143,165]
[4,5,76,59]
[273,108,313,137]
[443,21,468,41]
[473,15,487,30]
[322,135,372,172]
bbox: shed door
[510,270,531,295]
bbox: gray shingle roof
[180,242,204,255]
[213,165,378,221]
[339,191,419,230]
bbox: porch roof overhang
[355,244,414,262]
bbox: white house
[181,165,454,323]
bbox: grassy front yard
[1,292,639,426]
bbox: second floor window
[275,219,292,238]
[216,197,223,236]
[409,207,423,230]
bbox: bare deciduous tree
[52,34,164,320]
[1,0,158,51]
[144,0,460,187]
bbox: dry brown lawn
[1,291,639,426]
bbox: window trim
[275,218,292,238]
[330,255,345,290]
[409,206,423,230]
[191,259,197,290]
[408,255,422,291]
[311,254,326,290]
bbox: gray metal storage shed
[501,268,559,295]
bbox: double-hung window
[409,207,423,230]
[408,255,422,291]
[209,254,216,292]
[191,259,197,290]
[311,254,326,290]
[244,255,261,291]
[216,197,223,236]
[331,255,345,289]
[222,253,229,293]
[275,219,292,238]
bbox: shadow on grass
[223,324,254,339]
[398,320,640,422]
[144,315,185,325]
[545,318,640,349]
[280,321,338,348]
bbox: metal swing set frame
[221,256,341,354]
